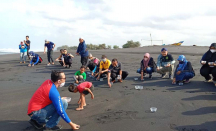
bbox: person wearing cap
[44,40,56,66]
[87,53,100,71]
[27,70,80,130]
[172,55,195,85]
[156,48,175,79]
[76,37,89,66]
[107,58,129,88]
[200,43,216,85]
[19,41,28,63]
[96,55,111,80]
[28,51,43,67]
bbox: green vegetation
[113,45,119,49]
[122,40,141,48]
[57,43,112,50]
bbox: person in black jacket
[137,53,156,80]
[172,55,195,85]
[200,43,216,84]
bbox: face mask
[144,58,148,61]
[102,59,106,62]
[59,82,65,87]
[179,61,184,64]
[210,49,216,53]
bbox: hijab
[177,55,188,71]
[143,53,150,67]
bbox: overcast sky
[0,0,215,51]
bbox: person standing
[44,40,55,66]
[24,35,31,60]
[27,70,80,130]
[76,37,89,67]
[19,41,27,63]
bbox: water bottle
[179,82,183,86]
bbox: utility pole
[150,33,152,46]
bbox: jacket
[76,41,89,57]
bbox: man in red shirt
[27,70,80,130]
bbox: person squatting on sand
[107,58,129,88]
[28,51,42,67]
[96,55,111,80]
[156,48,175,79]
[55,49,64,66]
[76,37,89,67]
[44,40,56,66]
[172,55,195,85]
[74,66,87,84]
[19,41,28,64]
[87,53,100,71]
[68,82,94,111]
[200,43,216,85]
[27,70,80,130]
[24,35,31,60]
[61,49,74,68]
[137,53,156,80]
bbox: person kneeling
[28,51,43,67]
[68,82,94,111]
[107,58,129,88]
[172,55,195,85]
[137,53,156,80]
[96,55,111,80]
[74,66,87,84]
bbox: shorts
[82,84,94,95]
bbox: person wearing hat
[87,53,100,72]
[96,55,111,80]
[76,37,89,66]
[28,51,43,67]
[156,48,175,79]
[44,40,56,66]
[200,43,216,85]
[19,41,28,63]
[172,55,195,85]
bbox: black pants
[83,84,94,95]
[200,66,216,80]
[27,49,30,59]
[47,50,54,63]
[64,57,72,66]
[88,63,96,71]
[111,71,129,81]
[81,56,88,66]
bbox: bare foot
[23,61,26,64]
[83,103,87,106]
[52,62,54,65]
[118,79,122,83]
[20,62,22,64]
[76,107,84,111]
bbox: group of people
[26,39,216,130]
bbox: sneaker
[161,73,167,78]
[204,79,213,82]
[149,74,152,79]
[184,79,190,84]
[44,125,63,130]
[29,119,44,129]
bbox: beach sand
[0,46,216,131]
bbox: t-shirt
[99,59,111,69]
[27,80,71,123]
[108,62,122,73]
[74,71,87,80]
[26,40,30,49]
[77,82,92,93]
[44,42,54,51]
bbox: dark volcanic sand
[0,46,216,131]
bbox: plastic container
[179,82,183,86]
[62,97,71,103]
[134,78,138,81]
[201,61,206,64]
[208,62,214,65]
[100,78,103,81]
[135,85,143,90]
[117,75,121,80]
[93,59,99,65]
[150,107,157,113]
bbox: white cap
[89,53,92,57]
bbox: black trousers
[64,57,72,66]
[110,71,129,81]
[27,49,30,58]
[47,50,54,63]
[88,63,96,71]
[81,56,88,66]
[200,66,216,80]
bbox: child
[74,66,87,84]
[19,41,27,63]
[28,51,43,67]
[68,82,94,111]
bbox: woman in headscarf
[172,55,195,85]
[87,53,100,76]
[28,51,43,67]
[200,43,216,85]
[137,53,156,80]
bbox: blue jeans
[175,72,194,81]
[30,99,68,128]
[137,67,153,75]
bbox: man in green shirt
[74,66,87,84]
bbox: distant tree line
[56,40,140,51]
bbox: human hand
[96,77,100,80]
[91,73,94,76]
[44,51,45,54]
[108,82,112,88]
[70,123,80,130]
[76,80,79,84]
[157,67,160,71]
[172,78,176,84]
[52,48,54,50]
[176,71,181,75]
[32,64,34,67]
[76,53,79,56]
[141,76,144,81]
[28,64,31,67]
[166,64,171,67]
[91,94,94,99]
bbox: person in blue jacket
[76,37,89,67]
[28,51,42,67]
[19,41,27,63]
